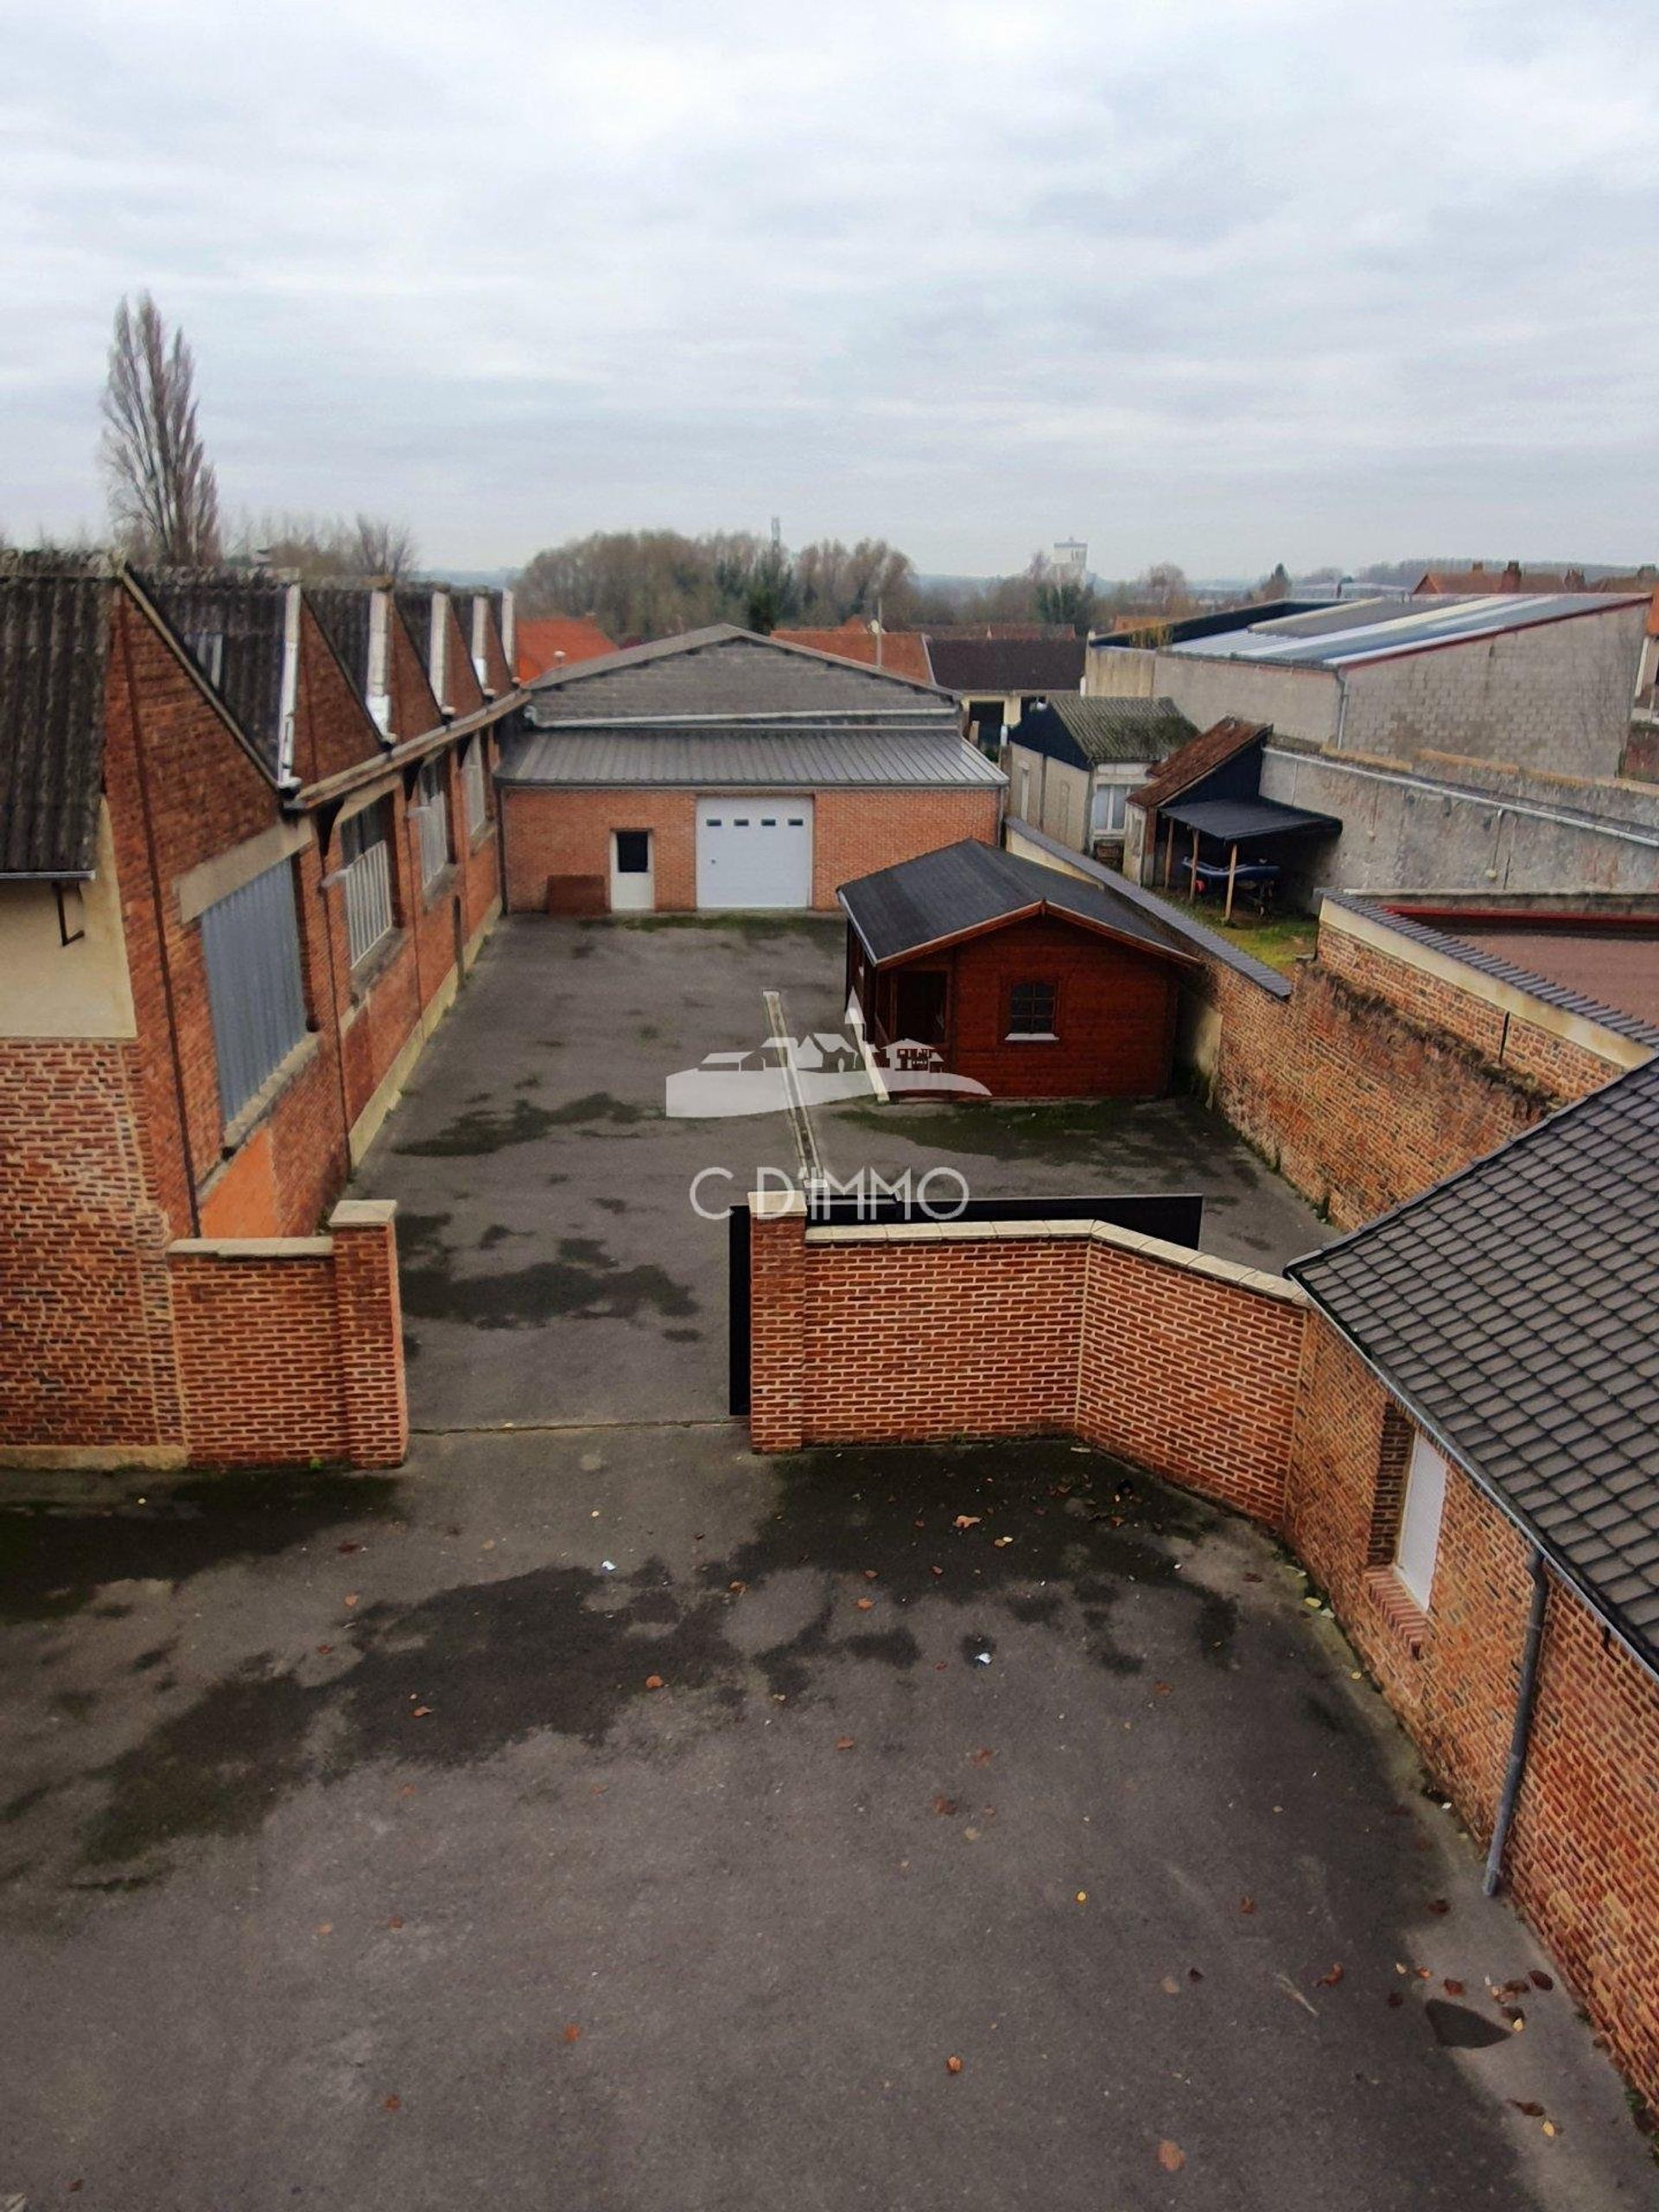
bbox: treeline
[508,533,1276,642]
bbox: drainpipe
[1483,1550,1549,1897]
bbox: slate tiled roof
[1288,1055,1659,1675]
[923,633,1087,695]
[514,616,617,683]
[140,570,290,774]
[840,837,1197,968]
[499,728,1002,790]
[1014,695,1196,768]
[525,626,954,724]
[772,625,934,685]
[1131,718,1269,810]
[0,555,118,877]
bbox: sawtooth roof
[0,555,118,877]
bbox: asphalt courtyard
[354,916,1330,1431]
[2,1430,1651,2209]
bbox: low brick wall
[748,1196,1308,1525]
[168,1198,407,1469]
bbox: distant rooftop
[1168,592,1649,670]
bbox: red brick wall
[296,599,384,785]
[811,788,1000,905]
[168,1201,406,1467]
[748,1206,1306,1528]
[1285,1318,1659,2107]
[503,785,1000,916]
[889,914,1178,1097]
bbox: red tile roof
[514,616,618,683]
[773,622,934,685]
[1131,717,1270,810]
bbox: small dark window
[706,817,722,829]
[787,817,804,827]
[615,830,651,874]
[734,817,751,827]
[1007,980,1057,1037]
[761,817,777,827]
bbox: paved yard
[355,918,1327,1431]
[2,1431,1650,2209]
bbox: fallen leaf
[969,1748,994,1767]
[315,1922,333,1936]
[1317,1963,1344,1987]
[932,1796,959,1817]
[1157,2140,1185,2172]
[1154,1681,1172,1696]
[930,1566,944,1579]
[1529,1969,1554,1991]
[399,1783,417,1797]
[563,2024,582,2044]
[728,1580,747,1595]
[386,1915,404,1930]
[1427,1898,1451,1916]
[1386,1993,1404,2008]
[836,1736,855,1751]
[316,1643,334,1656]
[863,1568,879,1581]
[855,1597,874,1611]
[1444,1979,1465,1996]
[954,1516,981,1531]
[1187,1967,1203,1983]
[383,2094,402,2113]
[963,1827,980,1841]
[338,1541,361,1554]
[993,1536,1014,1548]
[1076,1891,1088,1904]
[412,1706,432,1718]
[945,2055,963,2075]
[1541,2121,1558,2139]
[344,1593,359,1608]
[1239,1896,1256,1915]
[645,1675,664,1691]
[1510,2100,1545,2118]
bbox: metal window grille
[342,836,394,966]
[200,861,308,1122]
[415,760,451,888]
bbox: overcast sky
[3,0,1656,578]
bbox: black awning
[1158,797,1341,842]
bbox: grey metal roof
[308,584,372,696]
[0,556,117,877]
[924,633,1087,694]
[1172,592,1648,670]
[499,727,1004,790]
[1288,1054,1659,1677]
[1159,797,1342,843]
[1014,695,1197,768]
[840,837,1198,967]
[1325,894,1659,1052]
[525,625,954,724]
[140,570,290,774]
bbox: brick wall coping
[329,1198,398,1229]
[796,1209,1312,1308]
[1002,821,1292,1000]
[171,1235,334,1261]
[1319,893,1659,1060]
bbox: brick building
[0,553,523,1468]
[840,839,1195,1098]
[499,626,1002,915]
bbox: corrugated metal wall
[200,860,308,1121]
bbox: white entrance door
[1395,1433,1449,1608]
[696,798,813,910]
[610,828,655,912]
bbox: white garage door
[696,798,814,910]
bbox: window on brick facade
[339,798,397,968]
[200,860,308,1122]
[1007,979,1058,1038]
[414,754,452,890]
[1395,1433,1449,1610]
[461,737,489,838]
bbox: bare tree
[226,510,420,581]
[350,513,419,579]
[100,294,221,564]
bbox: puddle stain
[393,1092,654,1158]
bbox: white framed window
[1395,1433,1449,1609]
[461,739,488,838]
[1092,782,1129,837]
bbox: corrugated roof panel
[498,728,1004,789]
[0,560,116,876]
[1173,592,1647,669]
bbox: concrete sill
[469,822,494,852]
[349,928,406,1003]
[1004,1033,1058,1044]
[215,1030,322,1158]
[421,866,458,909]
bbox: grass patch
[1139,887,1318,974]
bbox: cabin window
[1007,980,1058,1039]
